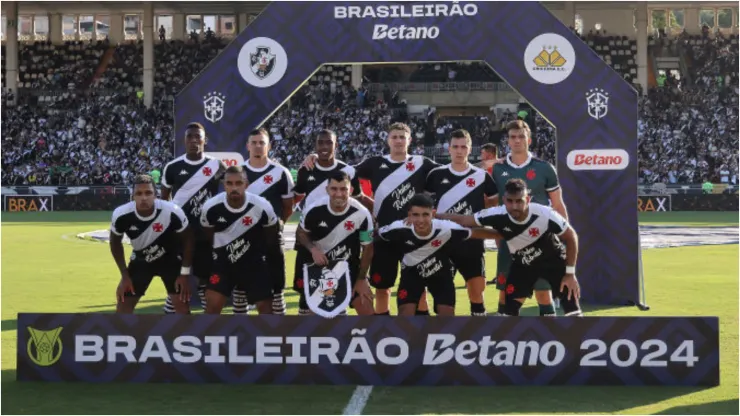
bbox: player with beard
[242,128,294,315]
[292,129,371,315]
[425,130,498,316]
[303,122,440,316]
[110,175,192,314]
[489,120,569,316]
[200,166,279,314]
[296,171,375,316]
[376,194,501,316]
[161,123,226,314]
[438,179,582,317]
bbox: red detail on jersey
[344,221,355,231]
[202,167,212,177]
[431,240,442,247]
[398,289,408,300]
[466,178,476,187]
[152,223,164,233]
[497,273,506,286]
[327,280,334,288]
[526,168,536,180]
[405,162,415,172]
[506,284,515,295]
[372,273,382,284]
[528,227,540,237]
[296,278,304,289]
[263,175,273,184]
[242,216,253,226]
[209,274,220,285]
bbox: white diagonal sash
[172,158,220,208]
[246,164,285,197]
[300,178,329,211]
[402,228,451,267]
[130,209,170,251]
[436,169,486,213]
[373,156,422,217]
[506,213,550,253]
[314,209,368,255]
[213,204,263,248]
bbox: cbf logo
[27,327,63,366]
[303,260,352,318]
[586,88,609,120]
[203,92,226,123]
[238,37,288,88]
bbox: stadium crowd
[1,31,737,186]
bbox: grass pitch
[1,211,738,414]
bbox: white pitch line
[342,385,373,415]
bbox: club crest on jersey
[152,223,164,233]
[344,220,355,231]
[431,239,442,247]
[242,216,253,226]
[465,178,476,187]
[202,167,213,177]
[405,162,416,172]
[250,46,277,79]
[528,227,540,237]
[203,91,225,123]
[303,260,352,318]
[526,169,536,180]
[263,175,273,184]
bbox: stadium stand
[1,28,737,187]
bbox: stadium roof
[3,1,738,15]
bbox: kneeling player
[200,166,279,315]
[439,178,583,316]
[295,171,375,316]
[110,174,193,314]
[377,194,501,316]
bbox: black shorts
[505,262,566,300]
[397,258,456,308]
[369,238,400,290]
[267,225,286,293]
[192,239,213,283]
[450,239,486,281]
[126,256,181,297]
[207,258,272,303]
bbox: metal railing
[366,82,511,93]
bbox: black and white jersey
[300,197,374,268]
[294,160,361,212]
[110,199,188,263]
[425,164,497,216]
[161,154,224,236]
[474,203,569,267]
[243,159,294,220]
[377,219,470,279]
[355,155,439,227]
[200,192,278,270]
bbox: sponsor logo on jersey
[566,149,629,171]
[524,33,575,85]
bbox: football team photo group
[112,120,583,319]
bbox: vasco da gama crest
[250,46,277,79]
[303,260,352,318]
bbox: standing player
[292,129,370,315]
[161,122,226,314]
[242,128,294,315]
[477,143,498,175]
[296,171,375,316]
[303,123,440,315]
[376,194,501,316]
[199,166,279,314]
[439,178,582,317]
[491,120,569,316]
[425,130,497,316]
[110,175,192,314]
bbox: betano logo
[27,327,63,366]
[567,149,629,171]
